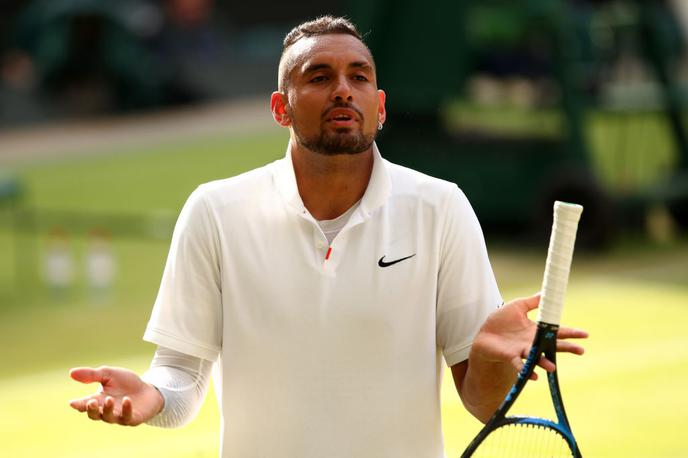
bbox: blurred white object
[43,227,74,293]
[85,228,116,302]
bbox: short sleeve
[144,186,223,362]
[436,186,502,367]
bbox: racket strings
[470,423,574,457]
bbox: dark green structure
[351,0,688,246]
[11,0,171,110]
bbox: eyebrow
[301,61,374,75]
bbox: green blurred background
[1,0,688,457]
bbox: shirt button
[316,241,325,249]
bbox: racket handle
[537,201,583,325]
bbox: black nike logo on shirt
[378,254,416,268]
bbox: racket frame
[460,321,581,457]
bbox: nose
[331,75,353,102]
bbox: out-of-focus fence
[1,201,175,300]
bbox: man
[69,16,587,457]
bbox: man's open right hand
[69,366,164,426]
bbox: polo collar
[359,142,392,217]
[273,142,391,219]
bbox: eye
[310,75,327,83]
[353,74,369,82]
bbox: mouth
[324,107,360,127]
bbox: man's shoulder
[193,158,282,206]
[384,158,462,203]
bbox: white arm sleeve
[141,346,213,428]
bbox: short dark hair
[278,16,372,91]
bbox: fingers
[511,354,553,381]
[525,292,541,310]
[86,398,102,420]
[520,356,554,382]
[510,293,541,313]
[70,366,109,384]
[557,327,589,339]
[84,397,112,422]
[102,396,135,426]
[510,355,539,381]
[76,396,136,426]
[555,327,588,355]
[101,396,118,423]
[69,396,95,412]
[121,397,136,425]
[556,340,586,355]
[537,355,556,372]
[510,355,523,373]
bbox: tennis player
[69,16,587,457]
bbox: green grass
[16,131,288,214]
[1,126,687,457]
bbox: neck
[290,139,374,221]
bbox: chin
[296,126,376,156]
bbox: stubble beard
[289,110,376,156]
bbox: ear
[377,89,387,124]
[271,91,291,127]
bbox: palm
[472,294,588,376]
[474,298,537,369]
[69,366,163,426]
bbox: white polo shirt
[144,143,502,458]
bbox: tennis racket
[461,201,584,458]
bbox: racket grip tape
[537,201,583,325]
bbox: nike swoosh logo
[378,254,416,268]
